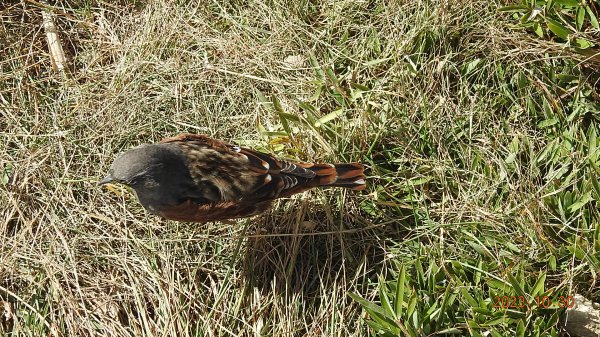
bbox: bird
[99,134,366,222]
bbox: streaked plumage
[99,134,366,222]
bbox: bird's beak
[97,175,114,186]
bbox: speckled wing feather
[160,134,320,200]
[160,134,259,202]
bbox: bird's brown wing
[160,134,259,201]
[160,133,327,201]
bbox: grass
[1,0,599,336]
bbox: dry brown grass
[2,0,599,336]
[1,1,380,335]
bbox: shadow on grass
[238,199,413,311]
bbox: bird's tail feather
[299,162,366,191]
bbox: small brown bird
[99,134,366,222]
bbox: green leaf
[348,293,400,333]
[498,5,529,12]
[533,22,544,37]
[590,174,600,201]
[364,320,386,334]
[575,38,593,49]
[450,261,470,282]
[438,287,456,326]
[587,6,599,29]
[546,18,571,39]
[434,327,463,334]
[395,265,406,318]
[487,278,511,292]
[548,255,557,271]
[325,67,347,98]
[556,74,579,83]
[314,108,344,127]
[505,242,521,253]
[460,288,479,308]
[424,301,439,323]
[509,135,519,153]
[2,163,12,185]
[272,96,291,135]
[255,89,270,104]
[350,82,370,91]
[277,111,301,123]
[484,315,509,326]
[568,190,593,213]
[379,277,394,318]
[298,100,317,113]
[576,6,585,31]
[531,271,546,296]
[589,126,598,160]
[308,52,324,80]
[415,255,425,290]
[517,319,525,337]
[365,58,392,66]
[474,259,483,285]
[461,58,482,76]
[504,309,526,319]
[490,329,503,337]
[348,293,386,317]
[407,293,418,317]
[507,274,527,299]
[259,131,289,137]
[568,243,586,260]
[310,85,322,101]
[405,176,433,186]
[467,241,490,256]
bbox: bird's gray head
[99,143,196,212]
[100,145,163,186]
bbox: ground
[1,0,599,336]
